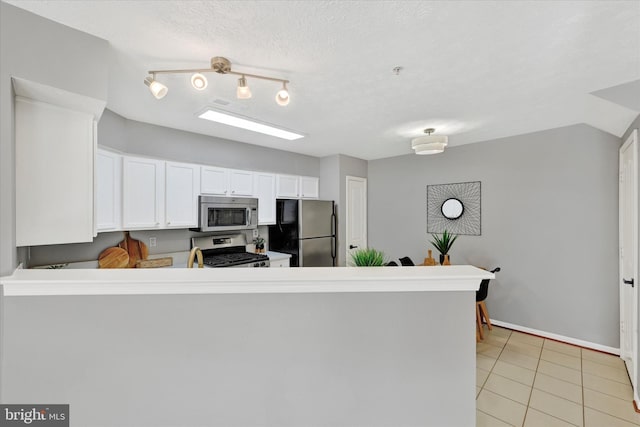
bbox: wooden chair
[476,267,501,340]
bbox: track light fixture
[144,75,168,99]
[275,82,290,106]
[411,128,448,155]
[191,73,208,90]
[144,56,290,106]
[236,75,252,99]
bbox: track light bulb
[236,76,252,99]
[275,83,290,106]
[144,76,168,99]
[191,73,208,91]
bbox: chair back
[386,261,398,266]
[399,256,415,266]
[476,267,501,302]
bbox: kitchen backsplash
[25,226,270,268]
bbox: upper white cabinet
[165,162,200,228]
[229,169,254,196]
[201,166,229,195]
[276,174,319,199]
[300,176,320,199]
[201,167,254,197]
[93,151,321,233]
[254,173,276,225]
[15,98,97,246]
[14,77,105,247]
[122,156,165,229]
[96,149,122,232]
[276,174,300,198]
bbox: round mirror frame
[441,198,464,220]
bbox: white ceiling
[6,0,640,160]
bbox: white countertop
[0,265,492,296]
[266,251,292,261]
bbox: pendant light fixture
[144,56,290,106]
[412,128,448,155]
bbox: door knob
[624,278,635,287]
[349,245,358,249]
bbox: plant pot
[439,254,449,265]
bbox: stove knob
[253,263,259,267]
[260,262,266,267]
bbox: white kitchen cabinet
[229,169,254,196]
[165,162,200,228]
[96,149,122,232]
[300,176,319,199]
[267,252,291,267]
[201,166,229,195]
[270,258,290,268]
[254,173,276,225]
[276,174,300,198]
[15,97,97,246]
[122,156,165,229]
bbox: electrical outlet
[252,229,259,238]
[149,237,157,247]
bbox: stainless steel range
[192,234,270,268]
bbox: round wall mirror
[441,198,464,220]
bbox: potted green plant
[253,236,265,253]
[350,247,387,266]
[430,230,458,265]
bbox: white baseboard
[491,319,620,355]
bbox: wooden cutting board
[135,257,173,268]
[98,247,129,269]
[118,231,149,268]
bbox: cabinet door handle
[624,278,635,287]
[349,245,358,249]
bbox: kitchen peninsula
[0,265,492,426]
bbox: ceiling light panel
[198,109,304,141]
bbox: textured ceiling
[6,0,640,160]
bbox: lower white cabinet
[270,258,290,268]
[165,162,200,228]
[96,149,122,232]
[254,173,276,225]
[122,156,165,229]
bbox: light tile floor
[476,325,640,427]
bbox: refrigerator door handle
[331,211,336,237]
[331,236,336,261]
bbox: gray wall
[369,124,621,347]
[120,111,320,176]
[0,2,109,276]
[2,291,475,427]
[320,155,368,266]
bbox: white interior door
[346,176,367,265]
[620,129,638,404]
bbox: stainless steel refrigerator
[268,199,336,267]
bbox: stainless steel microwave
[193,196,258,232]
